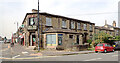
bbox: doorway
[29,33,36,46]
[77,35,79,44]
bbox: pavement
[1,43,95,60]
[0,43,118,61]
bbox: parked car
[112,41,120,50]
[95,43,114,53]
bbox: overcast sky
[0,0,120,39]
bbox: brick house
[21,10,95,50]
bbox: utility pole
[14,22,18,43]
[37,0,40,51]
[17,22,18,43]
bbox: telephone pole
[37,0,40,51]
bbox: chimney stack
[105,20,107,25]
[113,21,116,27]
[32,9,40,13]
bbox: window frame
[62,19,67,28]
[89,25,92,31]
[84,24,87,30]
[29,17,36,26]
[77,22,81,29]
[71,21,75,29]
[46,17,52,26]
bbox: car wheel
[95,51,98,53]
[104,49,107,53]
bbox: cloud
[0,0,119,38]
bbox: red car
[95,43,114,53]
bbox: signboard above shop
[27,25,37,30]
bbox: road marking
[22,52,28,54]
[112,55,118,57]
[12,55,20,59]
[106,53,114,55]
[0,56,58,60]
[84,58,102,61]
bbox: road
[12,51,118,61]
[0,42,119,61]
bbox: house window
[46,17,52,26]
[69,35,73,39]
[89,25,92,31]
[71,21,75,29]
[62,19,66,28]
[29,17,36,25]
[77,23,81,29]
[84,24,87,30]
[90,34,92,40]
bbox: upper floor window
[77,23,81,29]
[89,25,92,31]
[62,19,66,28]
[46,17,52,26]
[84,24,87,30]
[29,17,36,26]
[71,21,75,29]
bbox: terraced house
[21,9,95,50]
[95,20,120,37]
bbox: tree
[93,31,112,46]
[115,36,120,41]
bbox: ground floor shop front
[24,31,90,50]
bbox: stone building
[21,10,95,50]
[95,20,120,37]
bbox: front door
[58,34,63,45]
[46,34,56,47]
[30,33,36,46]
[77,35,79,44]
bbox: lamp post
[14,22,18,43]
[37,0,40,51]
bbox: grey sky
[0,0,120,39]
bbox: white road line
[22,52,28,54]
[112,55,118,57]
[12,55,20,59]
[106,53,114,55]
[84,58,102,61]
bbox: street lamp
[37,0,40,51]
[14,22,18,43]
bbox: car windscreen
[97,44,103,46]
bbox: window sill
[45,25,53,27]
[84,30,88,31]
[62,27,67,29]
[77,29,82,31]
[89,30,93,32]
[71,28,76,30]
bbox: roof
[22,12,95,24]
[95,26,114,31]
